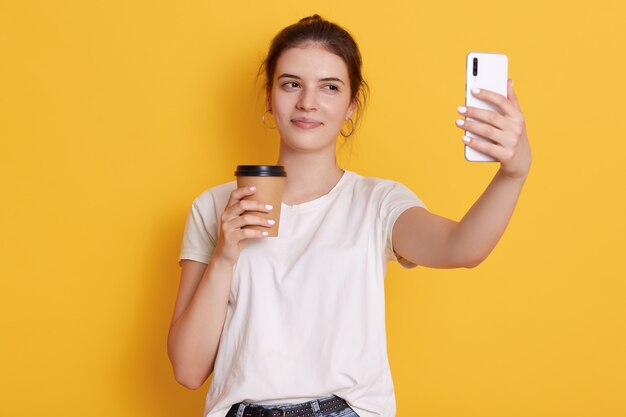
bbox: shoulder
[346,170,426,210]
[191,180,237,210]
[347,170,414,195]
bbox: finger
[226,185,260,209]
[462,135,512,162]
[236,227,270,241]
[222,213,273,235]
[458,105,515,132]
[222,199,273,224]
[238,199,273,214]
[231,214,275,231]
[507,79,521,110]
[456,118,514,147]
[471,87,517,118]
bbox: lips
[291,118,323,129]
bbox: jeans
[230,394,360,417]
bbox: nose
[296,88,318,111]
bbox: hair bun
[299,14,323,23]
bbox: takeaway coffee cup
[235,165,287,237]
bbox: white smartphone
[465,52,508,162]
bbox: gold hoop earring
[262,110,276,129]
[340,118,355,138]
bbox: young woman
[168,15,531,417]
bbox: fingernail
[265,204,273,210]
[472,88,480,94]
[249,186,256,191]
[267,219,275,225]
[262,231,269,236]
[457,106,467,114]
[456,119,465,126]
[462,136,471,143]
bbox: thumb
[508,78,520,109]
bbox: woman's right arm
[167,185,273,389]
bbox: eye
[281,81,300,89]
[324,84,340,92]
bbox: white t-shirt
[178,170,426,417]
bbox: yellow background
[1,0,625,416]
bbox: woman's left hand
[456,79,532,179]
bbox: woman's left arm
[393,79,532,268]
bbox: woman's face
[268,45,355,154]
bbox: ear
[266,85,272,112]
[345,94,358,120]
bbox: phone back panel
[465,52,508,162]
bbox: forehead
[274,45,349,80]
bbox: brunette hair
[260,15,369,124]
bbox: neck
[276,144,344,205]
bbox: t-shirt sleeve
[380,181,427,269]
[178,193,219,265]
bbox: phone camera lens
[473,58,478,76]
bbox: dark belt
[225,395,349,417]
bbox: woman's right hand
[212,186,273,267]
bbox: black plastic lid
[234,165,287,177]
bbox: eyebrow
[277,73,345,84]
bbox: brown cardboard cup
[235,165,286,237]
